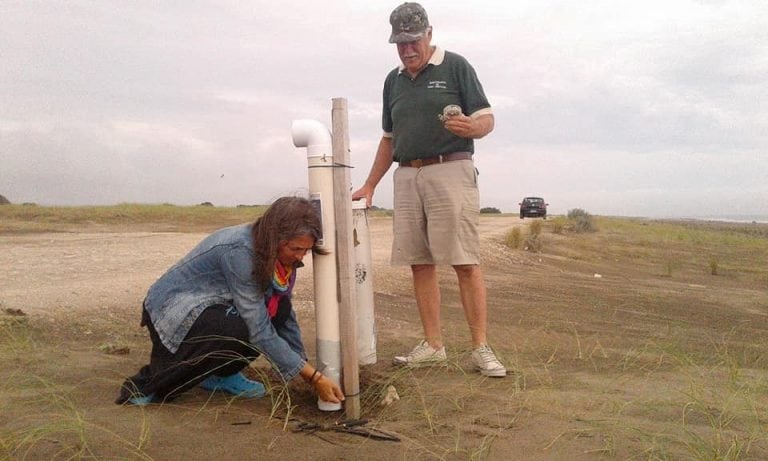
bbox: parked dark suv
[519,197,548,219]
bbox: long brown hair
[251,196,326,286]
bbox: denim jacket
[143,223,307,380]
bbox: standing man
[352,2,506,377]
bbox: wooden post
[331,97,361,419]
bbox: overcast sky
[1,0,766,218]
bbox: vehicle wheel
[520,214,524,219]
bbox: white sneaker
[393,340,447,367]
[472,344,507,377]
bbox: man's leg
[453,264,487,348]
[454,264,507,377]
[412,264,442,349]
[393,264,447,366]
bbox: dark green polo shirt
[382,48,491,162]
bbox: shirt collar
[398,46,445,73]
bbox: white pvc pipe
[291,119,342,412]
[352,200,377,365]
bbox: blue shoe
[128,393,155,406]
[199,372,266,398]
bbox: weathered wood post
[331,97,361,418]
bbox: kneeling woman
[116,196,344,406]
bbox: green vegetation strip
[0,203,396,234]
[0,204,268,233]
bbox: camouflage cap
[388,2,430,43]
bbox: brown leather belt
[398,152,472,168]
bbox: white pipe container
[291,119,342,412]
[352,200,377,365]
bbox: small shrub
[529,219,543,236]
[567,208,596,233]
[0,194,10,205]
[709,256,719,276]
[550,217,566,234]
[198,201,214,207]
[480,207,501,214]
[505,227,522,249]
[517,220,544,252]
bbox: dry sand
[1,215,767,460]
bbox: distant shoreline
[678,216,768,225]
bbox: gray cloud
[1,0,766,218]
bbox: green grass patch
[0,203,398,234]
[0,204,269,234]
[545,217,768,283]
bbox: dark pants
[115,304,259,404]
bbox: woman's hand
[313,375,345,404]
[300,364,345,404]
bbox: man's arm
[443,113,494,139]
[351,136,394,208]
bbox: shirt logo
[427,80,447,89]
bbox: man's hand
[443,114,475,138]
[352,184,375,209]
[351,136,393,209]
[443,113,494,139]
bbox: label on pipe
[309,193,324,246]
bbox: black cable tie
[307,163,355,169]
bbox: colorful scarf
[267,260,295,318]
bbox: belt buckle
[411,159,424,168]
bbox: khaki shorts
[391,159,480,266]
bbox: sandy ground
[1,215,767,460]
